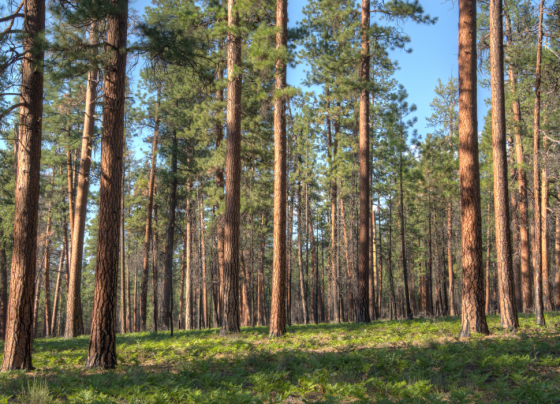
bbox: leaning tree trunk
[162,132,178,329]
[489,0,518,330]
[1,0,45,371]
[65,22,98,338]
[220,0,242,335]
[458,0,489,337]
[269,0,288,337]
[51,239,65,337]
[86,0,129,369]
[140,87,160,331]
[356,0,371,323]
[532,0,546,327]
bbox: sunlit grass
[1,313,559,403]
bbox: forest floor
[1,313,560,403]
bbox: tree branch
[0,102,25,120]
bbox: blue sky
[130,0,490,146]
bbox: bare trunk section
[0,226,7,340]
[356,0,371,323]
[220,0,242,335]
[447,202,455,315]
[152,203,159,331]
[43,207,52,337]
[269,0,288,337]
[555,212,560,309]
[120,164,127,333]
[51,235,66,336]
[399,156,413,319]
[86,0,129,368]
[185,195,193,329]
[505,9,531,313]
[297,183,308,324]
[258,214,266,326]
[308,195,319,324]
[162,132,178,329]
[65,23,98,338]
[200,195,208,328]
[339,199,353,321]
[532,0,545,327]
[1,0,45,371]
[140,87,160,331]
[541,160,550,311]
[458,0,488,337]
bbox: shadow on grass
[1,314,559,403]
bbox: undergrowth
[1,313,559,403]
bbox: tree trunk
[126,246,131,332]
[120,164,127,333]
[458,0,488,337]
[199,195,208,328]
[258,214,266,326]
[339,198,354,322]
[555,212,560,310]
[140,87,160,331]
[179,231,187,329]
[532,0,546,327]
[329,113,340,324]
[162,132,178,329]
[1,0,45,371]
[370,209,377,320]
[504,11,531,313]
[387,197,397,319]
[152,204,159,331]
[185,196,193,329]
[297,183,308,324]
[269,0,288,337]
[43,206,52,338]
[356,0,371,323]
[425,194,433,316]
[508,137,523,312]
[65,23,98,339]
[241,251,251,326]
[399,156,413,319]
[0,226,7,340]
[541,162,550,311]
[489,0,519,330]
[308,194,319,324]
[86,0,129,368]
[220,0,242,335]
[287,195,293,325]
[485,205,492,315]
[51,238,66,336]
[447,202,455,315]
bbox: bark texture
[65,23,98,338]
[532,0,545,327]
[86,0,128,368]
[489,0,518,330]
[1,0,45,371]
[458,0,489,337]
[269,0,288,337]
[356,0,370,323]
[220,0,242,335]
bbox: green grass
[1,313,560,403]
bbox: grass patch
[1,313,560,403]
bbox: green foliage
[2,314,560,403]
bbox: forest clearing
[1,314,560,403]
